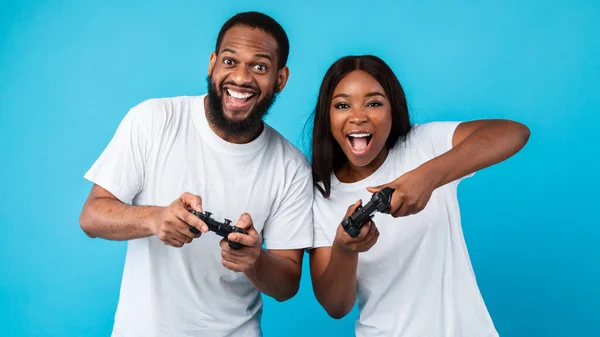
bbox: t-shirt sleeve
[310,220,332,249]
[83,106,150,204]
[411,121,475,181]
[262,167,314,250]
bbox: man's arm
[244,248,304,302]
[80,184,157,240]
[80,184,208,246]
[220,162,315,301]
[219,213,304,302]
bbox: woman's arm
[309,201,379,319]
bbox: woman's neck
[335,147,389,183]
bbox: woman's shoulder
[393,121,462,158]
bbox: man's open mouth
[223,86,258,111]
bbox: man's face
[206,25,289,136]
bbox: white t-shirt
[84,95,314,337]
[312,122,498,337]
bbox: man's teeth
[227,89,254,99]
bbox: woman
[309,55,530,337]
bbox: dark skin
[309,70,530,318]
[329,70,393,183]
[80,25,302,302]
[206,25,289,144]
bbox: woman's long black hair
[310,55,412,198]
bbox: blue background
[1,0,598,336]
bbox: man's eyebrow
[220,48,272,62]
[255,53,272,61]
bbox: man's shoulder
[125,95,203,133]
[128,95,200,119]
[263,124,311,171]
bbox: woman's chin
[342,143,389,173]
[345,151,376,169]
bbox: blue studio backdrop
[1,0,598,336]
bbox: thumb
[345,199,362,217]
[366,185,385,193]
[235,213,255,232]
[181,192,203,212]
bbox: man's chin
[221,111,254,124]
[211,101,263,135]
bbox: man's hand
[220,213,263,272]
[367,166,436,218]
[333,200,380,254]
[151,192,209,247]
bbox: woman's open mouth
[346,131,373,155]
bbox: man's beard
[206,75,278,138]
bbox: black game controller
[341,187,395,238]
[188,210,248,249]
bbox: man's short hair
[215,11,290,69]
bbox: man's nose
[229,65,252,86]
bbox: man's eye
[254,64,266,71]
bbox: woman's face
[329,70,393,171]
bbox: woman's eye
[334,103,349,109]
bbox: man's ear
[208,51,217,76]
[276,66,290,93]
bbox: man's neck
[203,96,264,144]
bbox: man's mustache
[220,81,260,94]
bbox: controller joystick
[341,187,395,238]
[188,210,248,249]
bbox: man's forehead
[219,26,278,57]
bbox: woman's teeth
[348,133,372,152]
[349,133,371,138]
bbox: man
[79,11,313,337]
